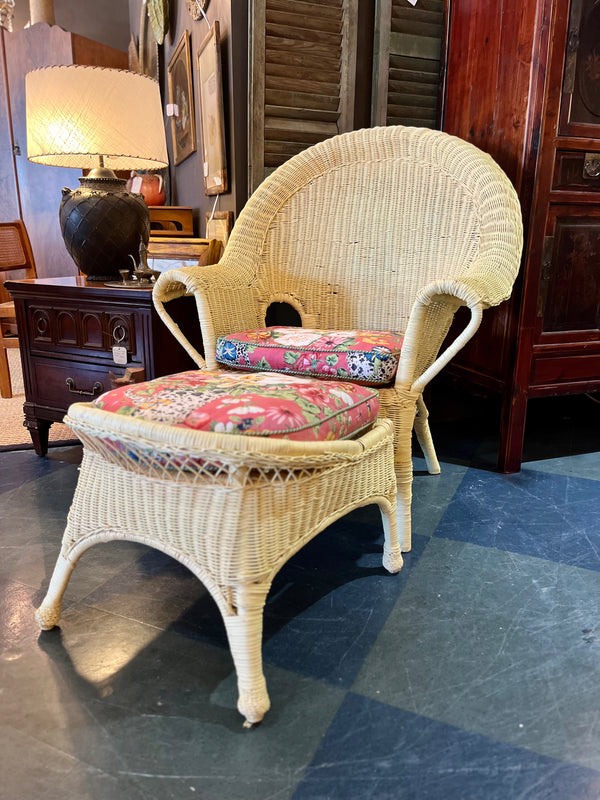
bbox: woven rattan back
[223,126,521,332]
[0,221,36,304]
[0,221,36,397]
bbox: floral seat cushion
[93,370,380,441]
[215,327,404,386]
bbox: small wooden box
[149,206,194,237]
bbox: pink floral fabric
[215,327,403,385]
[93,370,380,441]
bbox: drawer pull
[112,324,127,344]
[583,153,600,179]
[65,378,104,397]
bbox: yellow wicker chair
[154,126,523,553]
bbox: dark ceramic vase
[60,173,150,281]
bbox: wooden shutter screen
[249,0,358,193]
[372,0,445,128]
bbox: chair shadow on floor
[33,504,421,731]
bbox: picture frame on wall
[197,21,228,195]
[167,30,197,165]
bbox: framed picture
[205,210,233,246]
[167,31,197,165]
[197,21,227,195]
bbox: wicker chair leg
[395,481,412,553]
[414,395,441,475]
[395,402,418,553]
[35,551,76,630]
[223,583,271,727]
[379,500,403,573]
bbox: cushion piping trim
[214,359,397,385]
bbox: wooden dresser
[6,277,201,455]
[442,0,600,471]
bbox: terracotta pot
[126,171,166,206]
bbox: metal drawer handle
[65,378,104,397]
[112,324,126,344]
[583,153,600,179]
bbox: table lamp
[26,65,168,281]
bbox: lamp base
[60,173,150,281]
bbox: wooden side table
[5,276,201,456]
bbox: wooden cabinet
[442,0,600,472]
[6,277,201,456]
[0,24,127,279]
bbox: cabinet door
[538,205,600,338]
[559,0,600,137]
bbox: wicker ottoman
[35,371,400,725]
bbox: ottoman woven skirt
[35,371,400,725]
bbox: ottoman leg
[379,501,403,573]
[35,551,77,630]
[223,583,271,726]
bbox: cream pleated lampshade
[26,65,168,171]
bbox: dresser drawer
[553,150,600,191]
[26,301,141,361]
[532,351,600,388]
[4,277,200,456]
[30,357,122,409]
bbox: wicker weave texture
[153,126,523,553]
[36,414,399,724]
[34,129,523,724]
[0,220,37,398]
[0,227,26,267]
[154,126,522,379]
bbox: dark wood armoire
[442,0,600,472]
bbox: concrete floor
[1,392,599,799]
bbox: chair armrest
[153,263,263,369]
[397,243,522,393]
[418,216,523,310]
[396,281,486,394]
[416,270,514,312]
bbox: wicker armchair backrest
[223,126,521,332]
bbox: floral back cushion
[215,327,403,386]
[93,370,380,441]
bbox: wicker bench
[35,372,400,725]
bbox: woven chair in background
[0,220,37,398]
[154,125,524,552]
